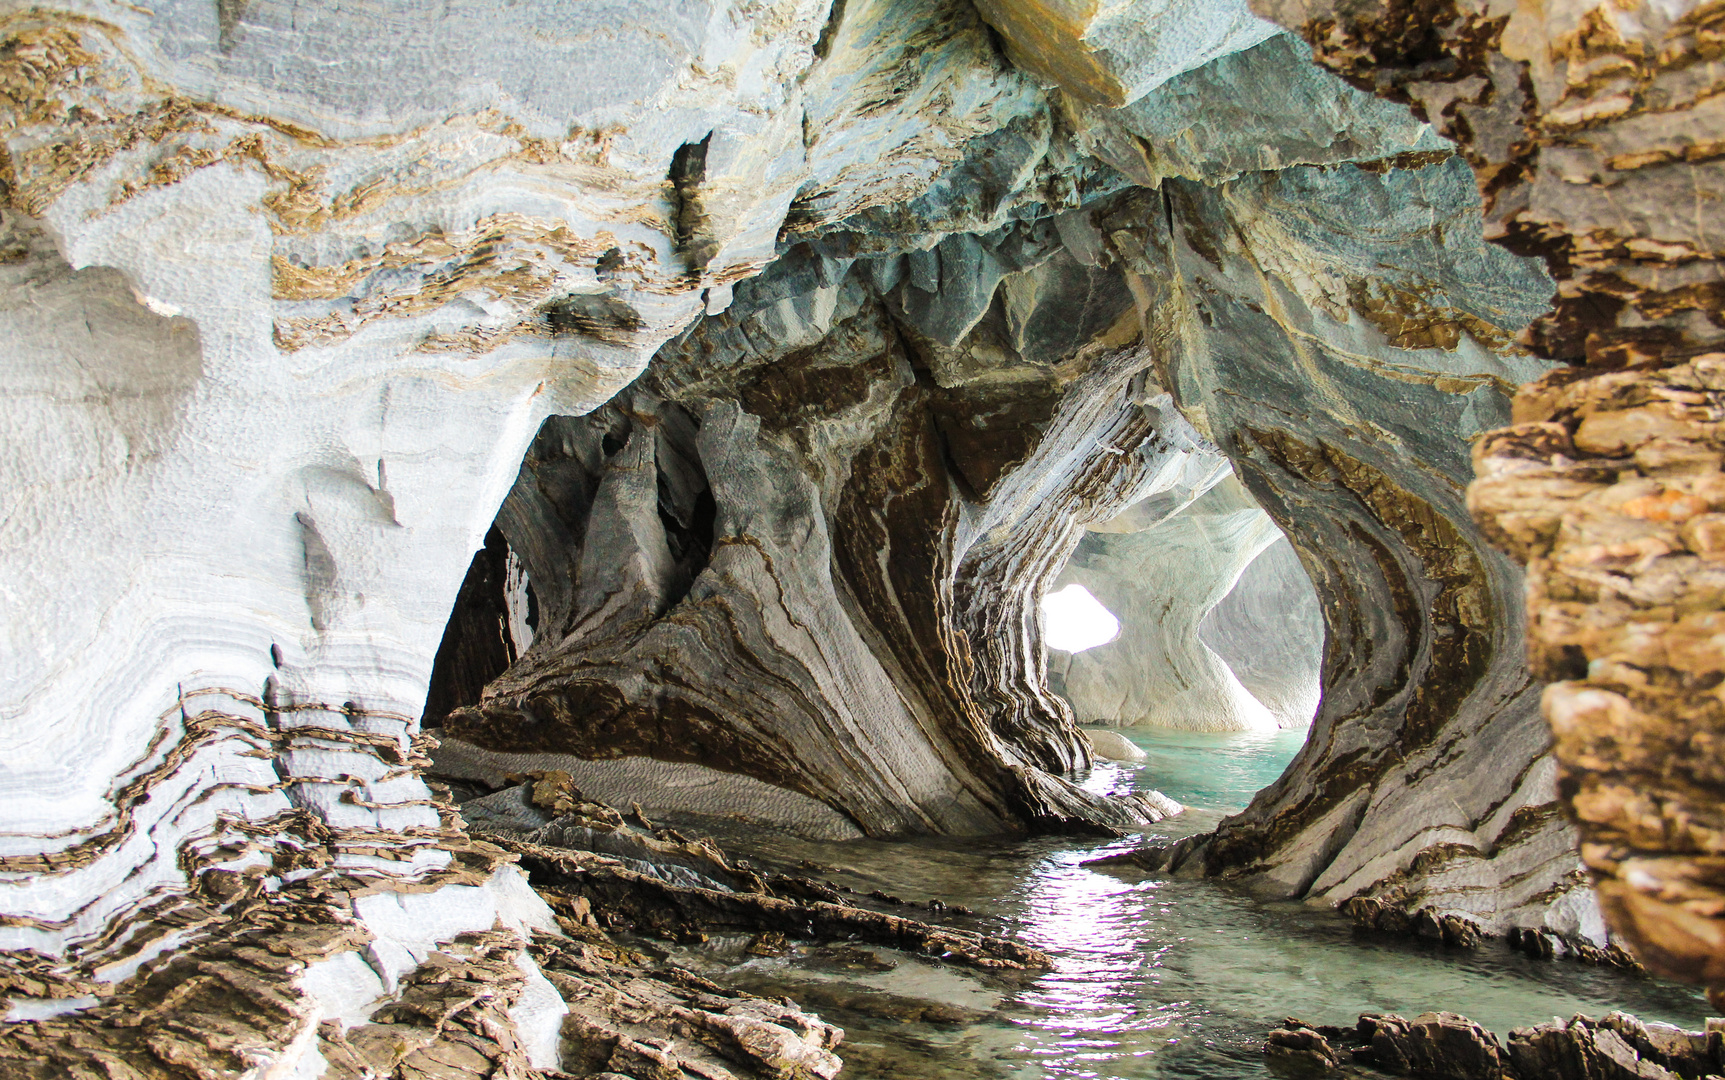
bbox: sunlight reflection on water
[990,728,1703,1077]
[695,728,1710,1079]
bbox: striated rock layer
[1241,0,1725,990]
[1472,361,1725,991]
[0,0,1117,1067]
[455,20,1603,952]
[1268,1007,1725,1079]
[0,0,1701,1069]
[1114,152,1597,943]
[444,277,1208,835]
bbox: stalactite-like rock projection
[0,0,1715,1071]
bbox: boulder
[1083,728,1148,762]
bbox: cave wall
[0,0,1149,1069]
[444,13,1607,947]
[1244,0,1725,991]
[0,0,874,956]
[1202,536,1326,728]
[1122,156,1601,940]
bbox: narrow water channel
[667,728,1708,1079]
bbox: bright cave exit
[1040,472,1325,818]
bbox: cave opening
[1040,467,1325,824]
[1039,583,1120,654]
[1045,474,1324,735]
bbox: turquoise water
[1105,727,1308,809]
[680,727,1708,1079]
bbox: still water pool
[676,727,1707,1079]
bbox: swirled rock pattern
[452,20,1600,954]
[0,0,1099,1067]
[1,0,1706,1069]
[1115,156,1597,941]
[1242,0,1725,990]
[444,261,1206,835]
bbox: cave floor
[647,729,1707,1079]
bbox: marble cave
[0,0,1723,1076]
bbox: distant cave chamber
[1045,476,1325,733]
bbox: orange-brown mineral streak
[1470,355,1725,989]
[1257,0,1725,993]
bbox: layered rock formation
[0,0,1106,1069]
[1471,358,1725,992]
[1115,151,1595,941]
[1233,0,1725,994]
[2,0,1713,1071]
[443,10,1604,953]
[443,341,1207,836]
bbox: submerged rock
[1082,728,1149,762]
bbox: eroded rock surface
[0,0,1702,1069]
[1267,1008,1725,1080]
[0,0,1099,1066]
[1239,0,1725,989]
[1252,0,1725,368]
[1111,153,1596,941]
[1472,361,1725,991]
[445,321,1203,835]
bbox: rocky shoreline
[1268,1010,1725,1080]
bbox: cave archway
[420,151,1589,943]
[1037,465,1325,829]
[1045,473,1324,734]
[413,28,1597,950]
